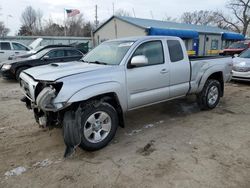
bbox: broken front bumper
[19,72,69,112]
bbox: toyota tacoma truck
[19,36,233,157]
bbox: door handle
[15,52,20,54]
[0,51,4,54]
[160,69,168,74]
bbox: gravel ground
[0,79,250,188]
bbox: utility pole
[95,5,99,29]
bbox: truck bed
[189,55,231,61]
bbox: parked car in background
[220,40,250,56]
[19,36,232,157]
[0,38,42,62]
[8,44,73,60]
[9,42,89,60]
[1,47,83,80]
[232,48,250,81]
[0,41,30,62]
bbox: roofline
[94,15,145,33]
[94,16,243,36]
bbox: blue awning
[147,27,199,39]
[222,32,245,40]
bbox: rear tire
[197,79,222,110]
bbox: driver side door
[126,40,170,109]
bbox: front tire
[79,101,119,151]
[197,79,222,110]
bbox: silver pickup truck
[19,36,232,157]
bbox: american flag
[65,9,80,17]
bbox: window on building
[211,40,219,50]
[167,40,184,62]
[0,42,11,50]
[132,41,164,66]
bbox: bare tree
[115,9,131,17]
[0,22,9,37]
[20,6,43,35]
[162,14,177,22]
[65,14,94,37]
[180,10,216,25]
[42,18,64,36]
[0,6,10,36]
[216,0,250,35]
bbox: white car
[0,41,30,62]
[232,49,250,81]
[0,38,43,63]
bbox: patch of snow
[125,129,142,136]
[33,159,52,168]
[144,124,154,129]
[5,166,26,177]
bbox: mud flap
[63,109,82,158]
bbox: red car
[221,40,250,56]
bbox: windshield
[239,48,250,58]
[82,41,134,65]
[28,48,51,59]
[228,42,248,49]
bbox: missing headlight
[36,87,56,111]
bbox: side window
[12,43,29,51]
[0,42,11,50]
[167,40,184,62]
[46,50,65,59]
[66,50,82,57]
[211,40,219,50]
[131,41,164,66]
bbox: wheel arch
[198,71,224,97]
[68,92,125,128]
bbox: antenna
[150,11,154,19]
[132,8,136,17]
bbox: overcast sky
[1,0,228,35]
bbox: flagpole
[64,8,67,36]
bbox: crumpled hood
[23,61,111,81]
[233,57,250,67]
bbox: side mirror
[130,55,148,67]
[233,54,239,58]
[42,55,50,61]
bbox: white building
[94,16,245,56]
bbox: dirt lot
[0,79,250,188]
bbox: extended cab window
[167,40,184,62]
[0,42,11,50]
[132,41,164,66]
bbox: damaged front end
[20,74,70,127]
